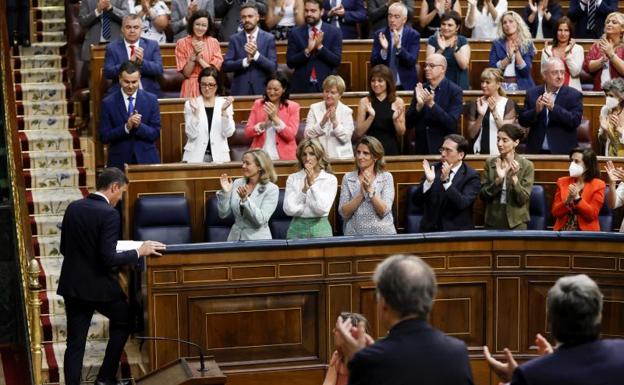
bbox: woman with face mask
[599,78,624,156]
[552,148,606,231]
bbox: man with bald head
[406,53,463,154]
[519,57,583,154]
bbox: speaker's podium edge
[135,356,227,385]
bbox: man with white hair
[519,57,583,154]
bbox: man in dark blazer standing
[322,0,367,39]
[370,2,420,91]
[79,0,128,62]
[335,254,475,385]
[519,57,583,154]
[367,0,413,38]
[568,0,619,39]
[100,61,161,170]
[215,0,267,42]
[57,168,165,385]
[413,134,481,232]
[222,3,277,96]
[286,0,343,93]
[103,14,164,96]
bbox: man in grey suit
[170,0,215,42]
[367,0,413,38]
[79,0,128,62]
[215,0,267,42]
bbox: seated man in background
[322,0,367,39]
[170,0,214,42]
[519,57,583,154]
[484,274,624,385]
[103,14,164,96]
[79,0,128,62]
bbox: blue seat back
[134,195,192,244]
[528,185,547,230]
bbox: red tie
[129,44,135,58]
[310,27,318,83]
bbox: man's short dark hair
[119,61,141,77]
[240,0,258,12]
[373,255,437,319]
[547,274,603,346]
[304,0,323,9]
[96,168,129,191]
[444,134,469,156]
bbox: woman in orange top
[175,10,223,98]
[552,148,605,231]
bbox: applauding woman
[265,0,305,41]
[540,17,584,91]
[426,11,470,90]
[244,72,301,160]
[552,148,605,231]
[583,12,624,91]
[419,0,463,38]
[465,0,508,39]
[217,149,279,241]
[175,10,223,98]
[480,124,534,229]
[283,139,338,239]
[522,0,562,39]
[599,78,624,156]
[605,160,624,231]
[338,136,396,235]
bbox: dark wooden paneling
[496,278,520,352]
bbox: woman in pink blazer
[244,72,300,160]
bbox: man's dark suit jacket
[348,318,474,385]
[407,78,463,154]
[215,0,267,42]
[370,25,420,91]
[103,37,164,96]
[322,0,367,39]
[100,89,161,170]
[413,162,481,232]
[510,339,624,385]
[222,29,277,96]
[568,0,619,39]
[286,22,342,93]
[519,85,583,154]
[57,194,138,302]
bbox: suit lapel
[117,91,127,119]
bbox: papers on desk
[116,240,143,252]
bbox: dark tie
[102,11,112,40]
[310,27,318,83]
[480,109,491,154]
[389,33,399,81]
[127,96,134,117]
[587,0,597,32]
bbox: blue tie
[389,33,398,82]
[102,11,112,40]
[127,96,134,117]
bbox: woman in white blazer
[182,67,236,163]
[304,75,355,159]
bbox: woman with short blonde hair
[583,12,624,91]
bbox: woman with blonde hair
[583,12,624,91]
[283,139,338,239]
[489,11,536,91]
[599,78,624,156]
[466,68,517,154]
[217,149,279,240]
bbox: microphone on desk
[135,335,209,372]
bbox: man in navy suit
[322,0,367,39]
[103,14,163,96]
[100,61,161,170]
[58,167,165,385]
[286,0,343,93]
[519,57,583,154]
[222,3,277,96]
[485,274,624,385]
[370,2,419,91]
[335,254,474,385]
[407,54,463,154]
[568,0,619,39]
[413,135,481,232]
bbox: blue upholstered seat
[134,194,192,244]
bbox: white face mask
[569,161,584,178]
[606,96,619,110]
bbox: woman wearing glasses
[182,67,236,163]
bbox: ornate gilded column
[27,259,42,385]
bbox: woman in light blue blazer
[217,149,279,240]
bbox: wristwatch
[368,190,376,199]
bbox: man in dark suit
[79,0,128,62]
[100,61,161,170]
[170,0,215,42]
[286,0,343,93]
[335,254,474,385]
[322,0,367,39]
[370,2,420,91]
[222,3,277,96]
[367,0,413,38]
[57,168,165,385]
[103,14,164,96]
[519,57,583,154]
[413,134,481,232]
[485,274,624,385]
[568,0,619,39]
[215,0,267,42]
[406,53,463,154]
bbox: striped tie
[102,11,112,40]
[587,0,597,32]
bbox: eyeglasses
[424,63,443,69]
[200,82,218,89]
[439,147,456,154]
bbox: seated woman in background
[426,11,470,90]
[304,75,354,159]
[583,12,624,91]
[265,0,304,41]
[465,0,507,39]
[283,139,337,239]
[552,148,605,231]
[466,68,517,155]
[599,78,624,156]
[489,11,536,91]
[175,10,223,98]
[418,0,463,38]
[244,72,301,161]
[182,67,235,163]
[605,160,624,231]
[339,136,396,235]
[540,17,584,92]
[355,65,405,156]
[522,0,562,39]
[480,124,534,230]
[217,149,279,241]
[134,0,171,43]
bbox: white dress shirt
[283,169,338,218]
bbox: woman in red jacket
[552,148,606,231]
[244,72,301,160]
